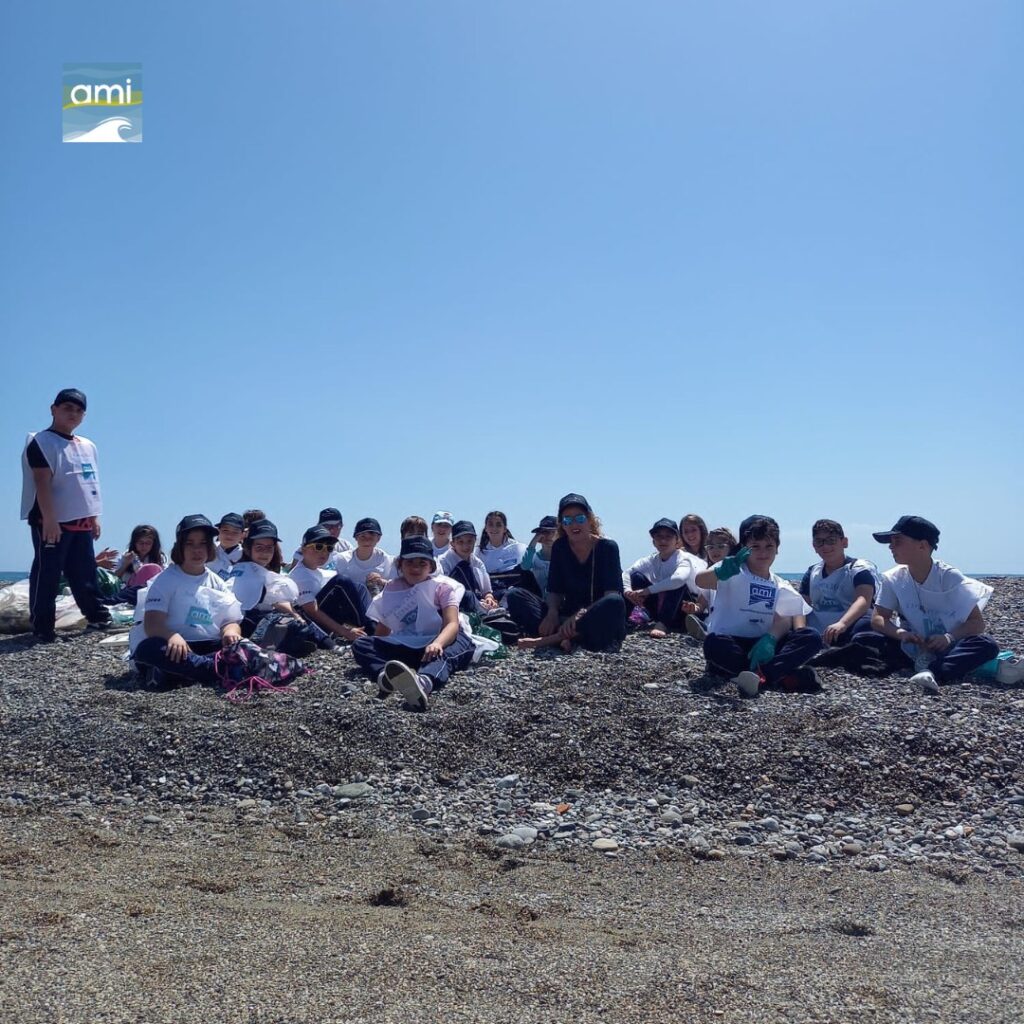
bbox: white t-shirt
[432,542,451,559]
[335,548,395,586]
[623,550,706,596]
[288,562,336,607]
[438,549,493,595]
[226,562,299,614]
[143,565,241,642]
[480,539,528,574]
[877,562,993,654]
[706,566,810,639]
[367,575,467,648]
[207,543,243,580]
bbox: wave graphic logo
[63,63,142,143]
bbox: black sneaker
[785,667,823,694]
[85,620,113,633]
[31,631,57,644]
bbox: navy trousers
[704,627,822,684]
[853,631,999,681]
[352,631,475,690]
[29,523,110,638]
[505,587,626,652]
[629,571,688,630]
[133,636,221,685]
[446,559,486,614]
[310,576,373,632]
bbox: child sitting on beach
[623,518,706,639]
[431,511,454,558]
[400,515,429,539]
[519,515,557,596]
[335,518,394,595]
[685,526,740,641]
[679,514,709,562]
[227,519,334,656]
[694,515,822,696]
[352,536,475,711]
[479,511,528,599]
[798,519,878,647]
[438,520,498,614]
[288,525,373,642]
[207,513,246,579]
[287,508,352,570]
[863,516,999,694]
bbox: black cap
[452,519,477,539]
[558,492,592,515]
[354,517,382,536]
[302,525,335,546]
[650,517,680,536]
[318,507,343,526]
[872,516,940,547]
[399,536,435,561]
[176,514,216,538]
[739,514,778,543]
[531,515,557,533]
[216,512,244,530]
[54,388,87,411]
[245,519,280,542]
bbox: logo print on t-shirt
[185,604,214,628]
[80,462,96,480]
[400,608,418,628]
[749,583,777,609]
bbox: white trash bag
[0,579,85,634]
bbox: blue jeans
[704,628,822,684]
[29,523,109,638]
[133,637,221,684]
[352,632,475,690]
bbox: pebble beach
[2,577,1023,1022]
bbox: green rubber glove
[714,546,750,581]
[748,633,777,670]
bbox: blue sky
[1,1,1021,574]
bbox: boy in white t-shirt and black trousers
[694,515,822,696]
[207,512,246,579]
[20,388,111,642]
[863,516,999,694]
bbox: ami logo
[748,582,777,609]
[62,63,143,143]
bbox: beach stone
[336,783,374,800]
[495,833,526,850]
[236,799,257,810]
[1007,834,1024,853]
[496,774,520,789]
[895,803,915,816]
[592,838,619,852]
[411,809,431,821]
[511,826,538,841]
[842,841,865,856]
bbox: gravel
[1,577,1023,878]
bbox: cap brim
[871,531,896,543]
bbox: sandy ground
[1,808,1022,1024]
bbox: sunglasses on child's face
[306,542,333,552]
[561,513,588,526]
[707,541,729,550]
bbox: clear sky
[1,1,1021,574]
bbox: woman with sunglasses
[511,493,626,653]
[288,524,374,642]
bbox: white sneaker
[997,660,1024,685]
[911,670,939,695]
[383,660,431,711]
[734,670,761,698]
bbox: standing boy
[693,515,821,696]
[20,388,111,641]
[866,516,998,694]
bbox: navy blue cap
[54,388,87,410]
[318,507,343,525]
[650,518,680,536]
[302,525,335,546]
[245,519,280,542]
[354,517,382,536]
[558,493,592,515]
[399,536,435,561]
[176,514,216,538]
[532,515,557,533]
[216,512,244,530]
[451,519,477,539]
[872,515,940,547]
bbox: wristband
[944,633,955,647]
